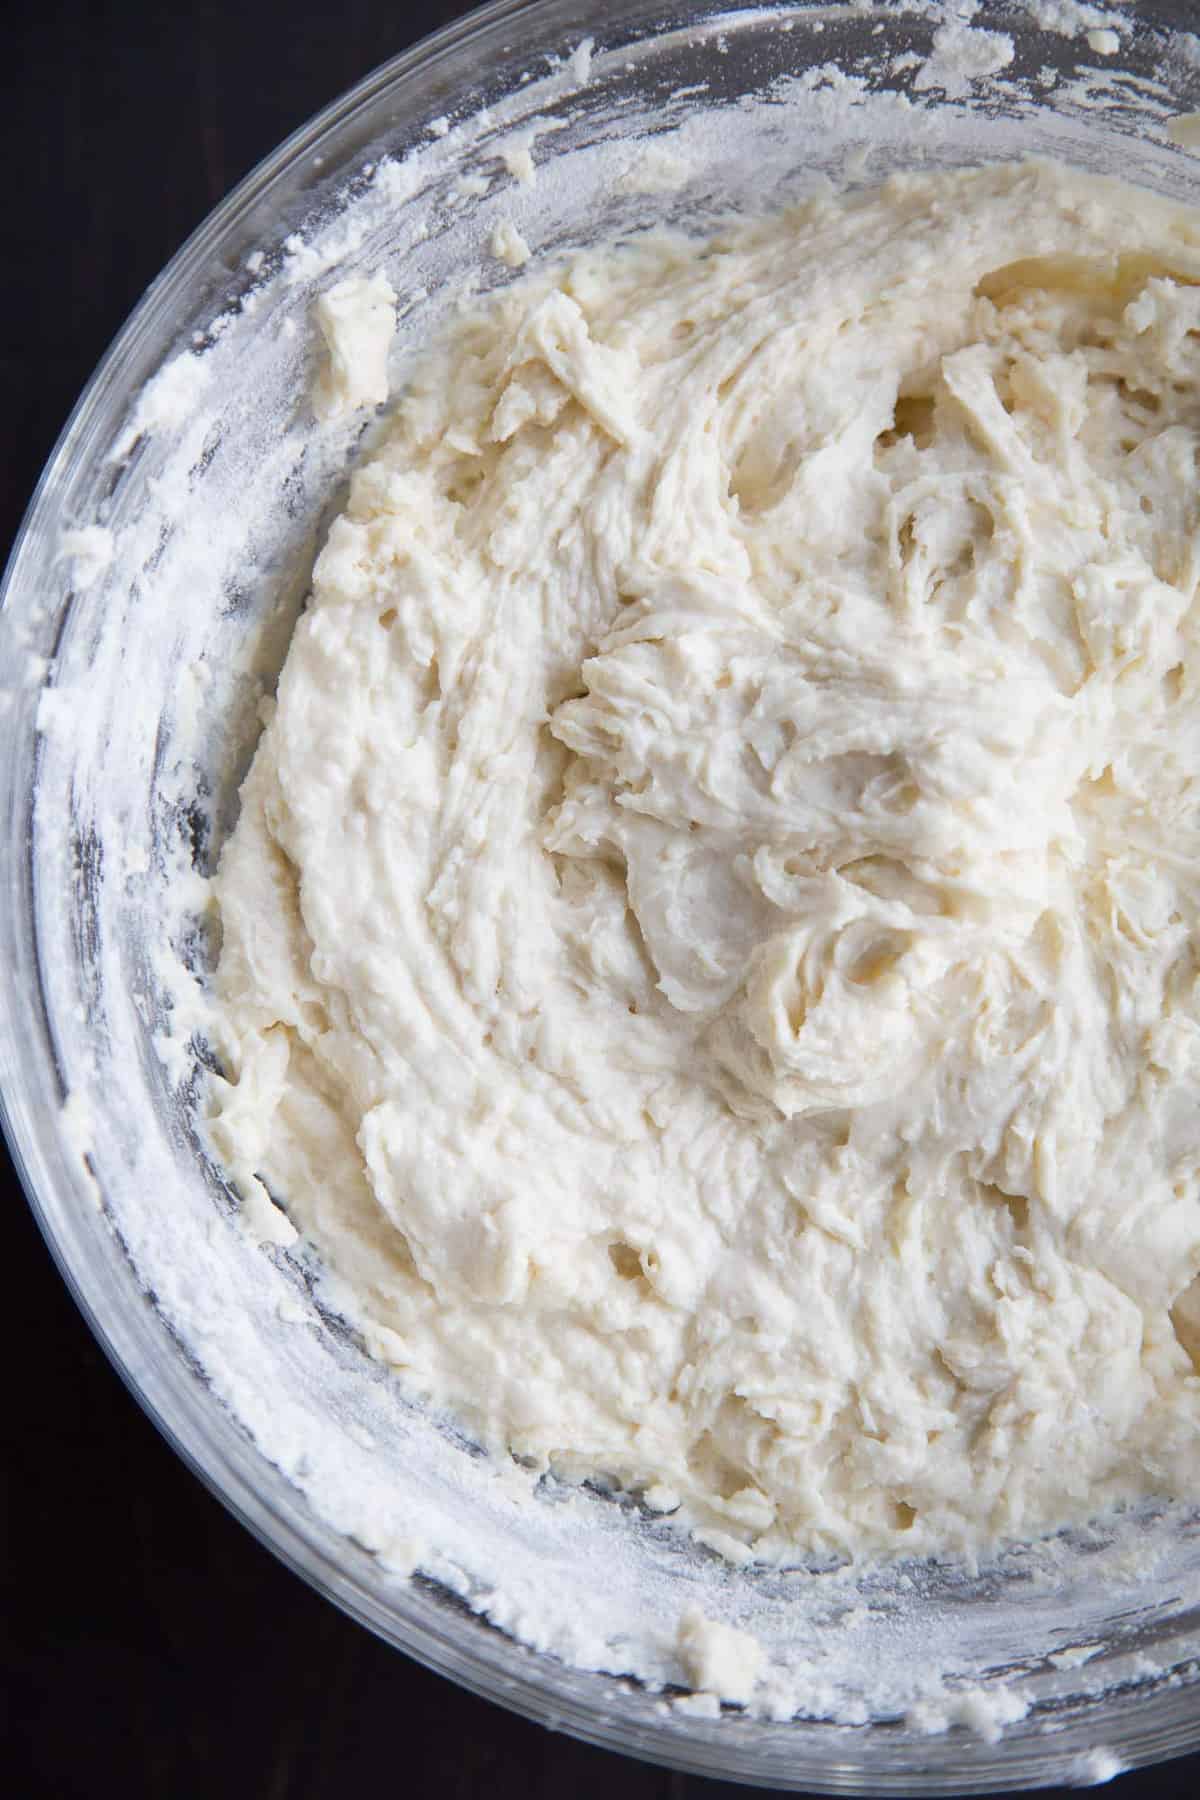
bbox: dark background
[3,3,1198,1795]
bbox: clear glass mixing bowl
[5,1,1200,1789]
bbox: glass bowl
[4,1,1200,1789]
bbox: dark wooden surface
[4,3,1200,1795]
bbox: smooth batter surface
[211,162,1200,1562]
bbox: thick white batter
[211,162,1200,1562]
